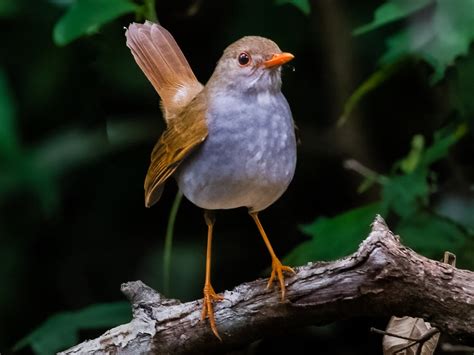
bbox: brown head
[207,36,294,93]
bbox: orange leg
[250,212,295,300]
[201,210,224,340]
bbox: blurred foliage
[0,0,473,354]
[382,124,467,217]
[0,69,18,155]
[275,0,310,15]
[344,0,474,124]
[452,53,474,118]
[353,0,432,35]
[338,59,407,125]
[0,0,19,17]
[53,0,137,45]
[296,124,472,265]
[355,0,474,83]
[0,117,152,214]
[382,125,471,260]
[292,0,474,276]
[397,211,467,258]
[285,203,381,264]
[14,302,131,355]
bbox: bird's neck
[206,82,282,102]
[205,70,282,96]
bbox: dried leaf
[383,316,440,355]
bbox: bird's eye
[238,52,251,66]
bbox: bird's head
[208,36,294,93]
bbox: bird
[125,21,297,339]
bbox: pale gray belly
[175,93,296,212]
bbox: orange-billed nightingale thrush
[125,21,297,339]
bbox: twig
[163,190,183,295]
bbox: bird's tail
[125,21,203,122]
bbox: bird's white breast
[175,90,297,212]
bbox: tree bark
[59,215,474,354]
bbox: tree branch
[59,215,474,354]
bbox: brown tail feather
[125,21,203,122]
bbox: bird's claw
[266,258,295,300]
[201,283,224,340]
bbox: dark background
[0,0,472,354]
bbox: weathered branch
[60,215,474,354]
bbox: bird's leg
[202,210,224,340]
[250,212,295,300]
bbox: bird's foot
[201,283,224,340]
[267,258,295,300]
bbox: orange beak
[263,52,295,68]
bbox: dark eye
[238,52,251,66]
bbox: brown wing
[126,21,208,206]
[144,95,208,207]
[126,21,203,122]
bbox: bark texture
[59,215,474,354]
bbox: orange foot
[267,258,295,300]
[201,283,224,340]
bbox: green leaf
[398,134,425,173]
[451,51,474,119]
[387,0,474,82]
[356,0,474,83]
[0,69,19,156]
[421,123,467,166]
[53,0,138,46]
[72,302,132,328]
[0,0,20,17]
[354,0,432,36]
[397,212,467,259]
[381,170,429,218]
[285,203,382,265]
[14,302,131,355]
[382,124,467,218]
[275,0,310,15]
